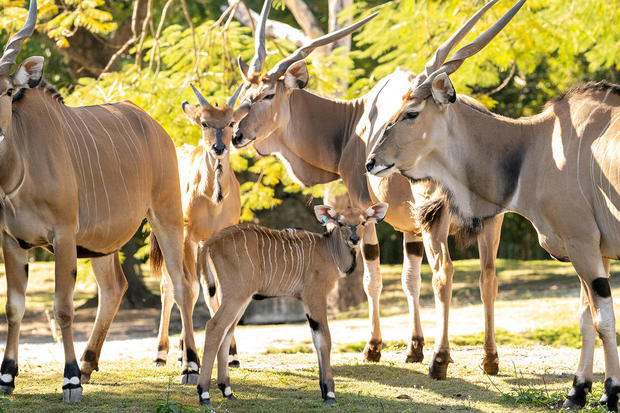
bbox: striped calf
[153,84,242,370]
[195,202,388,405]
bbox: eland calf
[153,84,242,369]
[365,0,620,410]
[195,202,388,405]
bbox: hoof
[363,341,382,363]
[153,358,167,367]
[600,392,609,406]
[324,397,336,405]
[199,397,211,406]
[561,397,585,410]
[604,378,620,412]
[181,372,199,385]
[226,393,237,400]
[228,360,241,368]
[428,351,452,380]
[406,337,424,363]
[62,385,83,403]
[482,353,499,375]
[0,384,14,395]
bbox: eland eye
[263,94,275,100]
[201,121,208,128]
[6,88,14,97]
[406,111,418,120]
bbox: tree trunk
[120,235,160,308]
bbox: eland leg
[148,209,199,385]
[564,238,620,411]
[402,233,425,363]
[154,267,175,366]
[361,222,383,362]
[422,206,454,380]
[80,253,128,383]
[304,298,335,404]
[52,230,82,403]
[197,297,250,406]
[0,233,28,395]
[477,214,503,375]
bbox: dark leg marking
[306,314,320,331]
[63,361,81,390]
[229,343,237,356]
[83,350,98,370]
[405,241,424,257]
[218,382,235,399]
[362,243,379,261]
[565,376,591,408]
[364,339,382,362]
[157,344,167,352]
[197,384,210,405]
[208,285,216,297]
[592,278,611,298]
[0,359,18,390]
[24,264,29,279]
[605,378,620,412]
[428,350,452,380]
[406,336,424,363]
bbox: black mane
[12,78,65,105]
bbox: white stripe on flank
[242,231,256,277]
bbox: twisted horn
[418,0,499,84]
[414,0,526,98]
[0,0,38,74]
[267,12,378,79]
[226,84,243,107]
[248,0,273,75]
[190,83,211,107]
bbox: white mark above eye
[0,135,5,143]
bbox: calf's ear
[314,205,339,225]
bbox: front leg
[0,233,28,395]
[422,206,454,380]
[476,214,503,375]
[305,300,335,404]
[402,233,425,363]
[52,230,82,403]
[361,222,383,362]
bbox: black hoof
[324,397,336,405]
[228,360,241,368]
[199,397,211,406]
[563,377,591,410]
[605,378,620,412]
[363,341,382,363]
[154,358,167,367]
[0,384,13,395]
[428,351,452,380]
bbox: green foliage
[155,378,200,413]
[0,396,12,413]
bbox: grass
[2,259,620,411]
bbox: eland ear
[284,60,308,89]
[238,55,250,82]
[431,72,456,105]
[314,205,339,225]
[13,56,44,89]
[181,101,201,124]
[364,202,388,223]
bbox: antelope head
[315,202,388,248]
[365,0,525,179]
[182,84,242,159]
[231,0,377,148]
[0,0,40,140]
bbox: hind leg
[361,222,383,362]
[304,298,335,404]
[154,266,175,366]
[198,243,240,368]
[80,253,128,382]
[197,298,250,405]
[148,208,199,385]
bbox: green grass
[2,259,619,411]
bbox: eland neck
[324,226,356,275]
[417,98,554,224]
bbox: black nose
[365,157,376,173]
[212,143,226,156]
[232,131,243,146]
[350,234,360,244]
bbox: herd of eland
[0,0,619,410]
